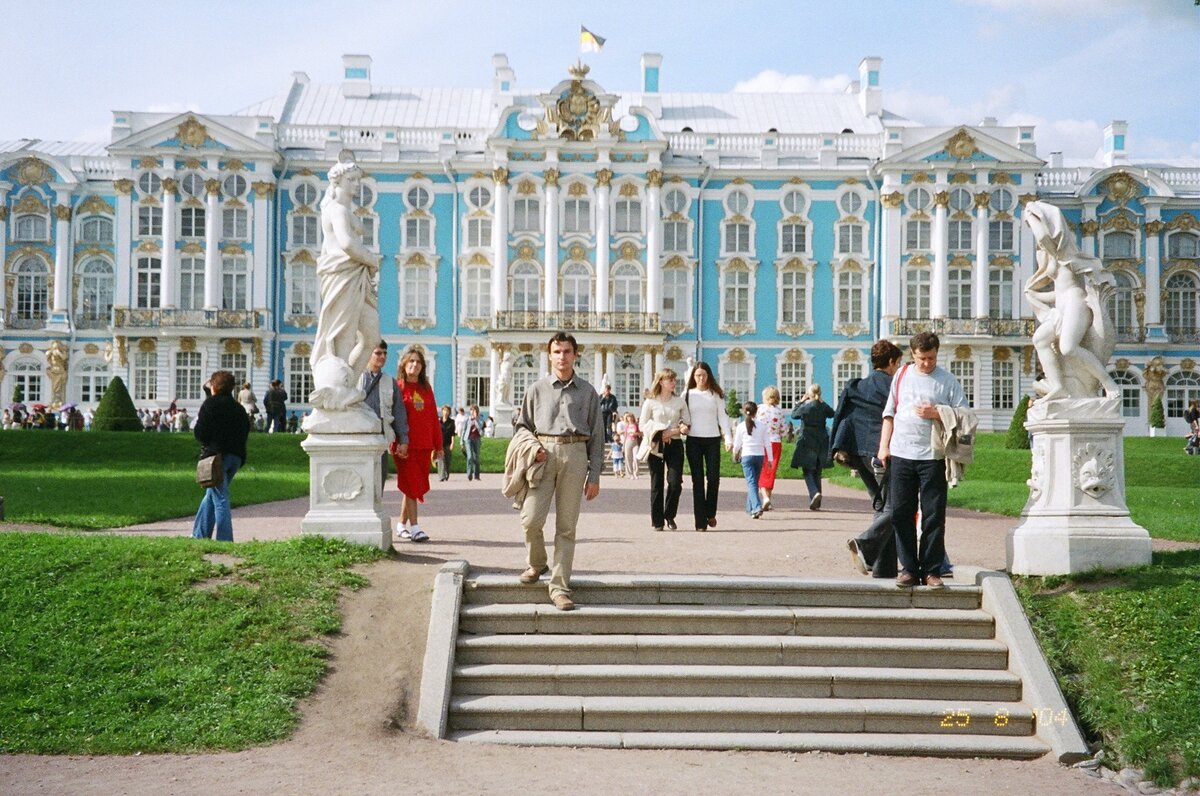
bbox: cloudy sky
[4,0,1198,162]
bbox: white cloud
[957,0,1198,24]
[731,69,852,94]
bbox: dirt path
[3,473,1136,795]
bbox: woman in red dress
[393,347,442,542]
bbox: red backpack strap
[892,364,910,406]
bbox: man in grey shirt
[513,331,604,611]
[360,341,410,538]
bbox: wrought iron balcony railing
[112,307,267,330]
[887,317,1037,338]
[493,310,661,333]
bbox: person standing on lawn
[877,331,968,589]
[463,404,484,481]
[264,379,288,434]
[192,370,251,542]
[512,331,604,611]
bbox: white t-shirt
[682,388,732,443]
[732,418,774,461]
[883,364,968,460]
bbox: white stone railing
[666,131,882,160]
[1035,168,1086,190]
[80,157,115,180]
[1161,169,1200,190]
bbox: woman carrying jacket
[638,368,691,531]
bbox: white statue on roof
[1023,200,1118,401]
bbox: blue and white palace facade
[2,54,1198,433]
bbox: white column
[643,350,653,392]
[0,183,9,322]
[203,182,221,310]
[1080,199,1100,259]
[602,348,613,389]
[160,178,178,308]
[542,169,559,313]
[931,190,949,319]
[52,191,72,316]
[646,171,663,316]
[593,345,604,387]
[491,168,509,314]
[114,180,133,307]
[251,181,270,311]
[1143,202,1164,328]
[595,171,611,314]
[973,196,990,319]
[880,189,903,326]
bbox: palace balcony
[1166,327,1200,344]
[112,307,268,331]
[886,317,1036,338]
[3,313,47,330]
[492,310,661,334]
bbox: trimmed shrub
[1149,395,1165,429]
[725,389,741,418]
[1005,394,1032,449]
[92,376,143,432]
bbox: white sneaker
[395,521,411,541]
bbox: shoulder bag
[196,447,224,489]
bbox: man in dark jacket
[192,370,251,542]
[264,379,289,433]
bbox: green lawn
[0,428,1197,778]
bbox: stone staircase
[418,568,1088,761]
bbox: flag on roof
[580,26,605,53]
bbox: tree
[91,376,143,432]
[1149,395,1166,430]
[1005,394,1032,449]
[11,383,23,403]
[725,389,741,418]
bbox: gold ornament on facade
[910,173,931,184]
[161,177,178,194]
[618,182,639,197]
[646,170,663,188]
[137,338,156,353]
[568,243,587,260]
[177,117,211,147]
[1022,346,1034,375]
[18,342,34,354]
[183,158,202,170]
[15,157,51,185]
[782,348,804,363]
[14,194,48,213]
[1102,172,1138,205]
[1080,220,1100,236]
[112,178,134,195]
[516,178,537,196]
[950,173,972,185]
[843,177,859,186]
[53,204,72,221]
[138,157,158,169]
[945,130,979,159]
[993,346,1011,362]
[492,167,510,186]
[406,252,428,266]
[1102,212,1138,232]
[933,191,950,208]
[290,249,316,265]
[1181,358,1196,372]
[666,346,684,361]
[290,314,316,328]
[136,240,162,253]
[973,192,991,209]
[182,197,203,209]
[949,255,971,268]
[205,178,221,196]
[546,69,608,141]
[253,337,263,367]
[469,344,486,358]
[251,181,275,198]
[293,341,311,357]
[950,210,972,222]
[467,252,490,265]
[181,242,203,255]
[567,181,587,197]
[619,241,638,260]
[221,244,245,256]
[1144,220,1165,236]
[881,192,903,209]
[517,242,536,259]
[542,169,561,188]
[179,337,197,353]
[954,344,973,360]
[992,173,1013,185]
[0,208,7,221]
[990,255,1014,268]
[1018,193,1038,206]
[224,159,244,172]
[1114,357,1130,370]
[1167,212,1198,231]
[595,168,613,187]
[77,195,114,215]
[113,337,126,366]
[225,197,245,209]
[842,349,862,362]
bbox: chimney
[1017,124,1036,155]
[640,53,663,117]
[1104,120,1128,166]
[493,53,515,94]
[979,116,998,127]
[858,56,882,117]
[1049,151,1064,169]
[341,54,372,99]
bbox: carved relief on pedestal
[1072,442,1115,499]
[323,468,364,502]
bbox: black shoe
[665,518,677,531]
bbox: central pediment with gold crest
[109,112,278,158]
[881,126,1043,169]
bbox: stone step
[450,729,1050,759]
[464,574,982,610]
[453,664,1023,701]
[458,603,995,639]
[448,695,1035,736]
[455,633,1009,669]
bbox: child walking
[611,438,625,477]
[732,401,774,519]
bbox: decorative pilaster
[543,169,560,312]
[0,182,9,323]
[251,181,271,311]
[204,180,221,310]
[595,169,612,313]
[643,349,653,394]
[880,190,903,326]
[1143,201,1165,332]
[646,170,663,315]
[1079,198,1101,258]
[113,179,133,307]
[161,177,178,307]
[973,193,990,319]
[51,199,72,316]
[491,168,509,314]
[931,190,949,319]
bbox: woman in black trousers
[681,362,732,531]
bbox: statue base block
[493,402,515,439]
[300,432,390,550]
[1007,397,1151,576]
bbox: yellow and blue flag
[580,26,605,53]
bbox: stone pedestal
[301,428,390,550]
[493,402,515,439]
[1007,397,1151,575]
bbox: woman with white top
[732,401,774,519]
[639,368,691,531]
[682,361,732,531]
[757,386,786,512]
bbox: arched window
[1164,272,1198,336]
[561,261,592,313]
[1165,370,1200,418]
[1106,271,1137,335]
[1103,231,1136,259]
[78,258,114,326]
[1167,232,1199,259]
[76,359,109,403]
[511,352,541,407]
[14,213,48,242]
[1110,368,1141,418]
[220,352,248,389]
[662,189,689,253]
[14,257,49,322]
[777,356,809,410]
[613,353,642,408]
[79,216,113,243]
[289,354,313,405]
[510,262,540,312]
[11,359,43,403]
[611,262,642,313]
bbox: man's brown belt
[536,434,590,444]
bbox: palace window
[179,256,205,310]
[138,206,163,237]
[511,353,540,408]
[727,190,750,215]
[906,219,930,250]
[289,355,313,405]
[404,215,432,249]
[563,197,591,235]
[175,351,204,401]
[77,258,114,325]
[463,263,491,320]
[663,219,689,252]
[136,256,161,309]
[838,223,864,254]
[989,189,1014,213]
[180,207,205,238]
[222,174,247,199]
[1165,370,1200,418]
[561,262,592,313]
[989,267,1014,319]
[180,173,205,199]
[137,172,162,197]
[835,359,866,405]
[133,350,157,401]
[781,221,807,254]
[466,216,492,249]
[612,262,643,313]
[1106,271,1136,334]
[948,266,972,319]
[79,216,113,243]
[77,360,109,403]
[837,268,865,326]
[839,192,864,215]
[223,207,248,240]
[950,360,975,407]
[11,359,43,403]
[778,359,808,410]
[221,352,248,389]
[989,220,1014,251]
[513,197,540,232]
[613,354,642,408]
[783,190,807,216]
[905,267,930,319]
[993,359,1016,411]
[662,264,689,323]
[401,263,433,320]
[949,188,972,212]
[359,216,376,248]
[510,262,540,312]
[1110,368,1141,418]
[779,267,808,328]
[614,197,641,234]
[14,257,49,321]
[290,262,317,315]
[292,181,318,208]
[1103,231,1136,259]
[906,188,931,212]
[664,189,688,214]
[948,219,972,251]
[721,359,752,406]
[1168,232,1199,259]
[468,185,492,210]
[291,214,319,247]
[722,266,750,325]
[725,221,751,253]
[1164,272,1198,335]
[222,256,248,311]
[465,358,490,408]
[354,183,375,209]
[14,213,48,242]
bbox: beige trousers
[521,440,588,597]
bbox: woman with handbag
[682,362,731,531]
[192,370,251,541]
[638,369,691,532]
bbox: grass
[0,533,382,753]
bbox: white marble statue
[496,350,514,405]
[1023,200,1119,401]
[308,153,381,410]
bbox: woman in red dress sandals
[393,347,442,542]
